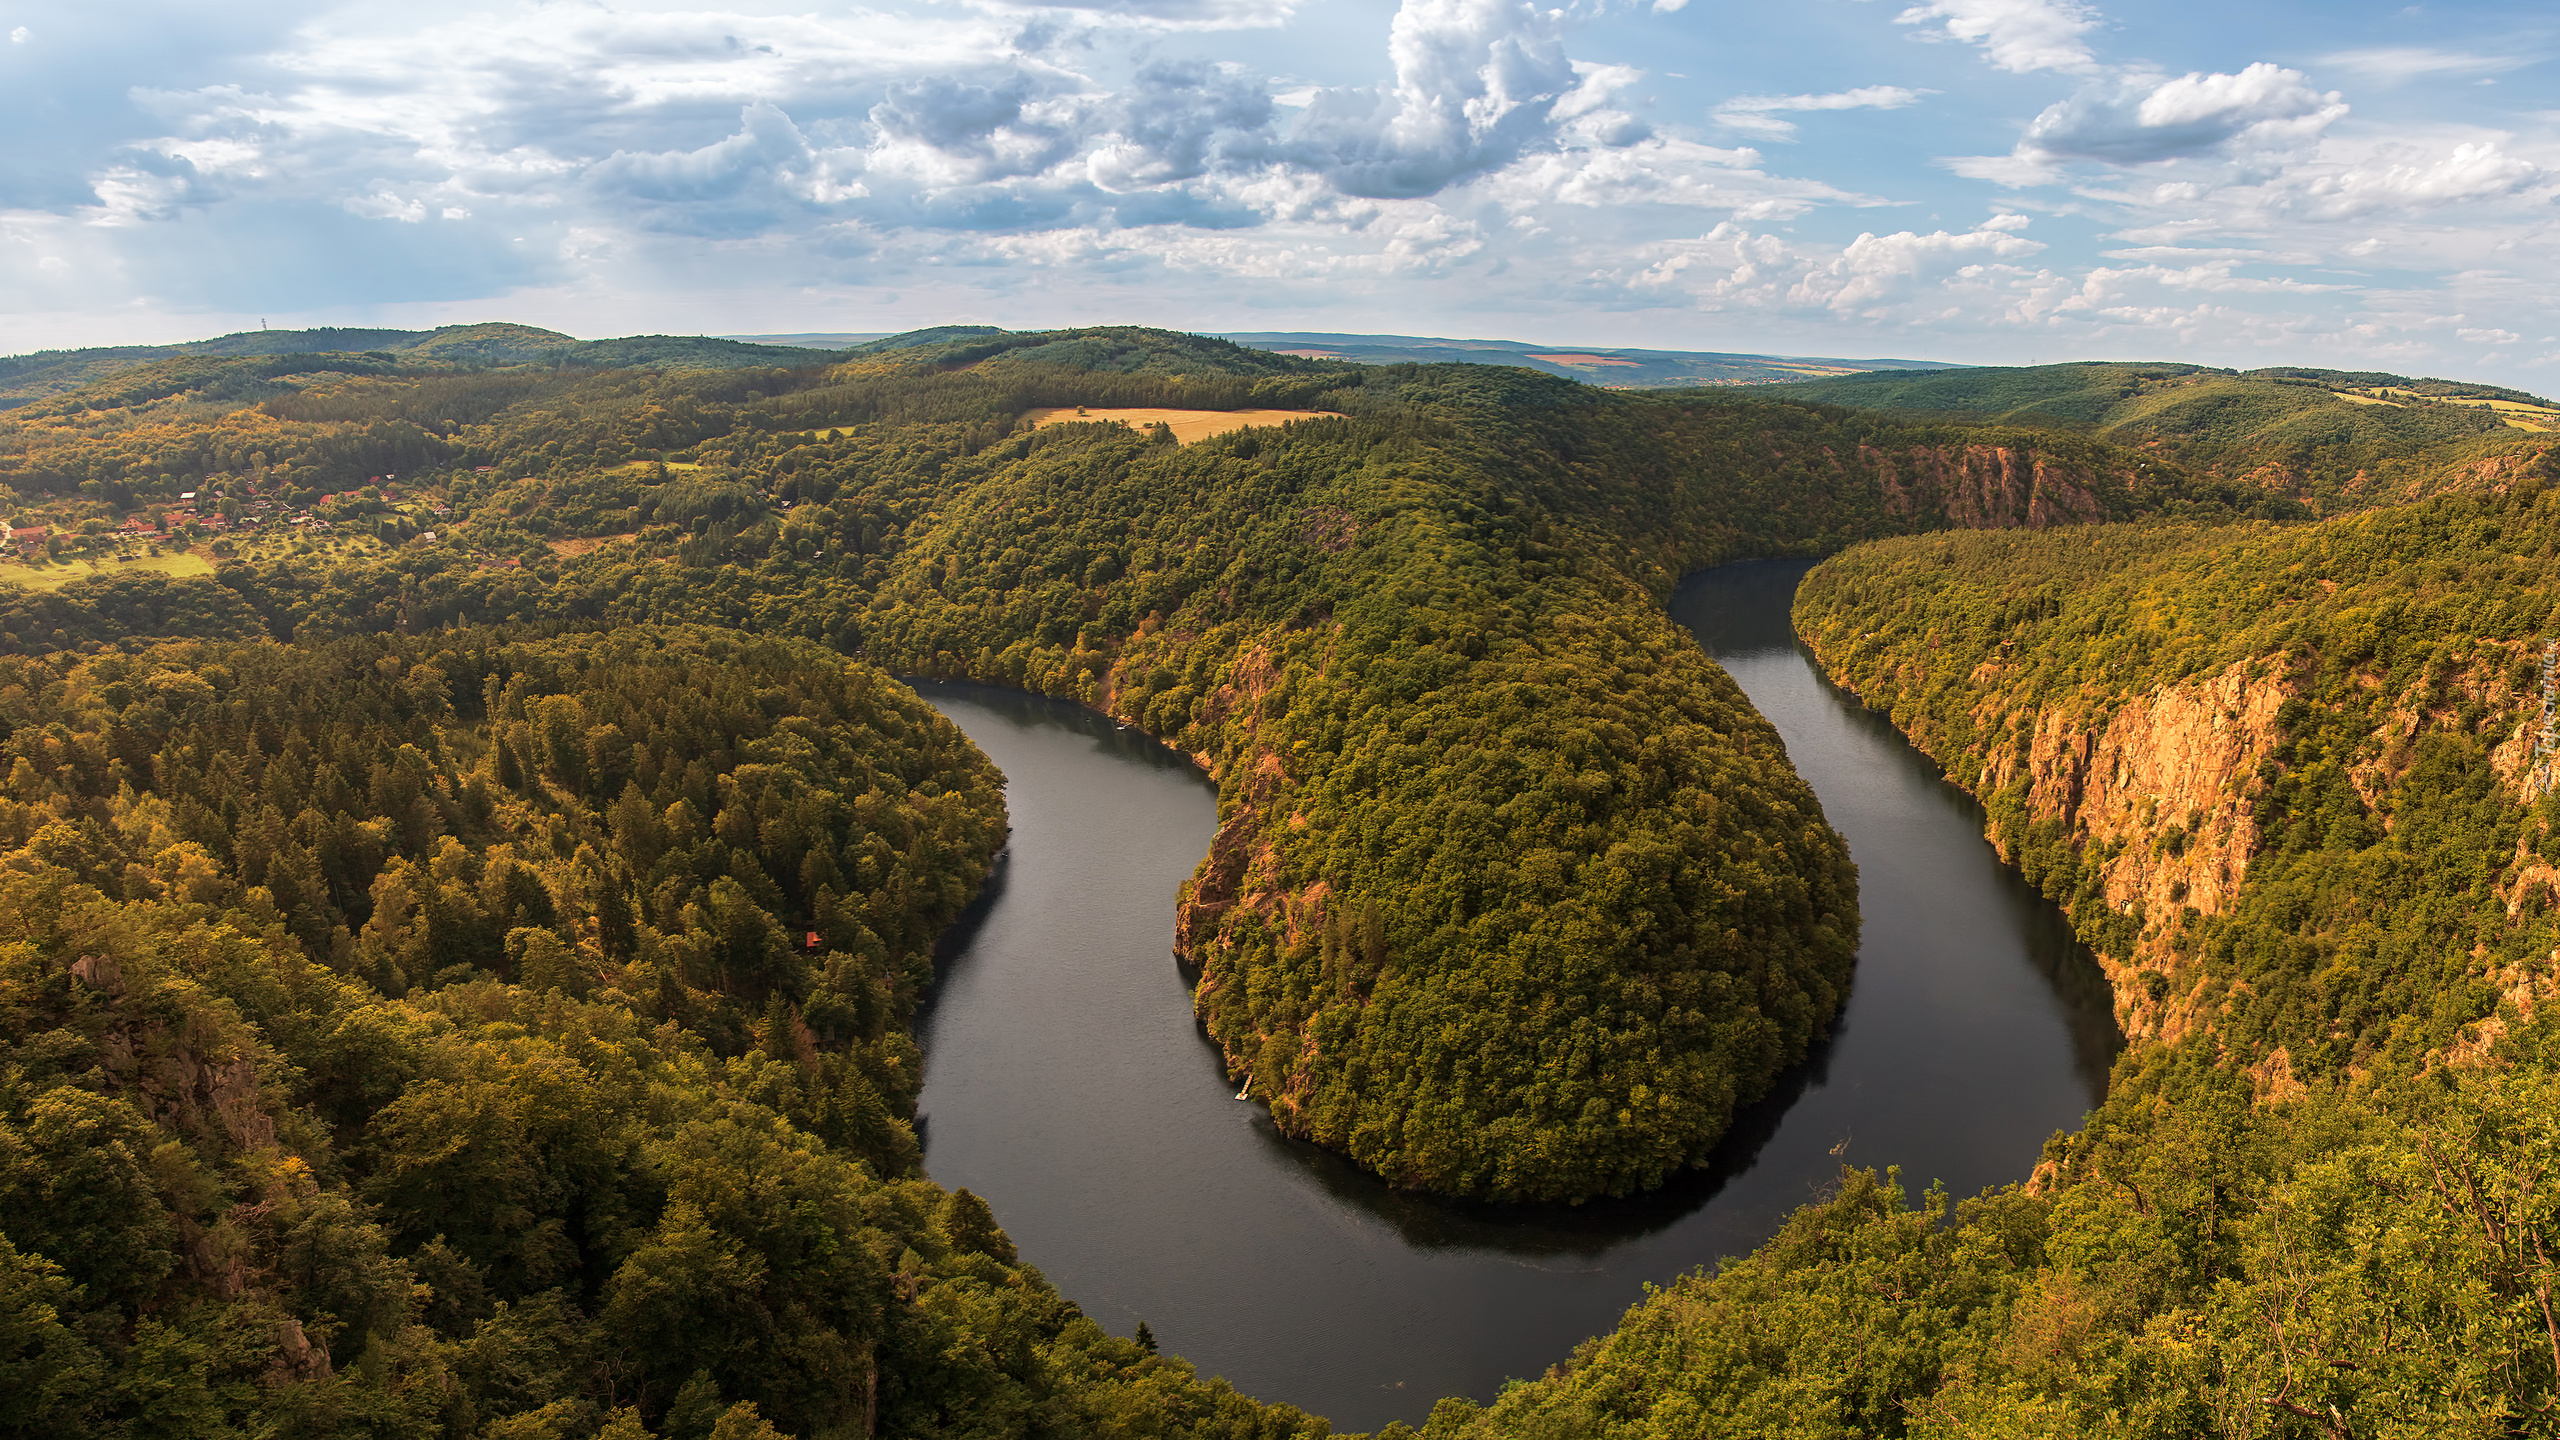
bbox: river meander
[910,558,2121,1433]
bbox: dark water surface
[911,559,2120,1433]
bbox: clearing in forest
[0,551,216,590]
[1022,407,1343,444]
[549,533,640,558]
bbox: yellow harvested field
[2347,387,2560,430]
[1022,407,1344,444]
[0,551,216,590]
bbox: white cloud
[1895,0,2102,75]
[1999,64,2347,169]
[2321,46,2540,83]
[1714,85,1933,140]
[9,27,29,45]
[1627,219,2050,319]
[1296,0,1581,199]
[2273,139,2543,219]
[2099,245,2317,263]
[1487,136,1875,216]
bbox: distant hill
[1775,361,2559,509]
[722,332,892,348]
[1777,360,2557,425]
[875,326,1326,378]
[1,322,1938,410]
[0,323,915,411]
[1219,332,1954,389]
[0,323,578,409]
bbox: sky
[1,0,2555,385]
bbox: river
[910,558,2121,1434]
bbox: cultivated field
[2339,387,2560,430]
[1022,407,1344,444]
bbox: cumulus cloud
[1959,63,2346,178]
[1896,0,2102,75]
[587,102,870,234]
[1295,0,1579,198]
[2274,139,2544,219]
[1085,61,1277,189]
[1714,85,1933,140]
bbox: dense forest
[1415,475,2560,1436]
[7,324,2560,1435]
[0,627,1355,1437]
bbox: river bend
[911,558,2120,1433]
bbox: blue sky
[3,0,2555,385]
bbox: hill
[1779,361,2560,510]
[1222,331,1954,389]
[0,323,881,412]
[0,323,581,408]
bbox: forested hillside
[1419,472,2560,1437]
[0,627,1355,1438]
[1780,360,2558,512]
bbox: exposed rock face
[1821,654,2294,1044]
[1862,444,2118,531]
[1980,662,2292,934]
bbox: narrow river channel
[910,558,2121,1434]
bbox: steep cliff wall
[1863,443,2114,531]
[1814,654,2296,1043]
[1796,498,2560,1090]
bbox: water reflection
[908,561,2120,1433]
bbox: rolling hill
[1221,331,1954,388]
[1779,360,2560,510]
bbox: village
[0,468,466,581]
